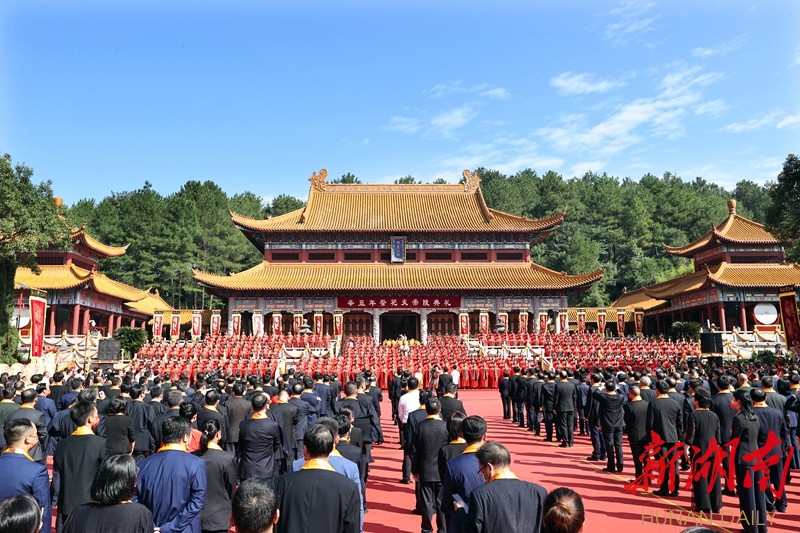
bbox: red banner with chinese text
[191,312,201,338]
[479,312,489,334]
[337,296,461,309]
[170,314,180,338]
[153,312,164,339]
[597,311,606,336]
[271,313,280,336]
[232,313,241,337]
[209,312,220,337]
[634,310,644,336]
[29,296,46,357]
[577,309,586,333]
[538,312,547,334]
[333,313,343,336]
[518,311,528,333]
[294,314,303,334]
[779,289,800,353]
[252,313,263,337]
[559,311,567,333]
[313,313,323,335]
[459,313,469,335]
[617,309,625,336]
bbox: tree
[394,175,418,184]
[733,180,770,222]
[765,154,800,262]
[669,321,701,341]
[331,173,361,184]
[265,195,305,217]
[114,326,147,360]
[0,154,72,363]
[431,178,448,184]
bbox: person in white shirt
[397,377,421,484]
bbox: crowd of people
[0,354,797,533]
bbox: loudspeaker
[700,333,724,354]
[706,356,723,368]
[97,339,122,360]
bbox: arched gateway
[194,169,603,344]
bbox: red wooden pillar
[130,318,136,328]
[739,305,747,331]
[71,304,81,336]
[49,305,58,336]
[82,308,91,335]
[718,303,726,331]
[116,314,123,332]
[107,313,115,336]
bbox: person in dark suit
[529,372,545,436]
[104,396,135,455]
[412,398,449,533]
[271,390,300,470]
[151,389,183,449]
[441,415,487,533]
[54,400,107,528]
[513,370,528,429]
[274,424,361,533]
[225,383,251,456]
[585,373,606,461]
[232,478,279,533]
[300,377,321,426]
[711,374,737,496]
[34,383,57,430]
[137,416,207,533]
[648,380,683,496]
[498,371,511,420]
[196,389,228,448]
[48,371,69,409]
[623,385,649,480]
[541,372,557,442]
[289,383,313,460]
[0,419,52,533]
[238,392,283,483]
[553,370,578,447]
[576,376,590,436]
[147,385,168,419]
[594,380,626,472]
[440,383,466,422]
[126,384,155,461]
[639,376,657,405]
[5,389,47,464]
[367,377,383,418]
[389,369,403,422]
[194,419,238,533]
[438,368,454,398]
[314,373,332,418]
[453,441,547,533]
[684,388,722,513]
[751,387,788,513]
[336,414,368,505]
[508,367,520,423]
[731,388,767,533]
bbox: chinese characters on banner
[293,313,303,334]
[577,309,586,333]
[271,313,280,336]
[333,313,343,336]
[336,296,461,309]
[251,312,263,337]
[634,310,644,336]
[459,313,469,336]
[209,311,221,337]
[617,309,625,336]
[153,311,164,339]
[479,312,489,334]
[519,311,528,333]
[313,313,323,335]
[538,311,547,334]
[191,311,202,339]
[597,310,607,336]
[231,313,241,337]
[559,310,568,333]
[29,296,46,357]
[170,314,180,339]
[779,288,800,353]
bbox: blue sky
[2,0,798,206]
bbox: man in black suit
[508,367,520,423]
[313,373,332,418]
[498,371,511,420]
[335,414,367,500]
[274,424,361,533]
[300,377,321,426]
[710,374,737,496]
[439,383,466,422]
[594,380,627,472]
[437,368,454,398]
[751,387,788,513]
[554,370,578,447]
[225,383,250,456]
[389,369,403,422]
[586,373,606,461]
[541,372,557,442]
[127,384,155,461]
[150,389,182,448]
[576,375,590,436]
[524,369,539,434]
[270,390,299,474]
[623,384,650,480]
[238,392,283,482]
[513,369,528,429]
[403,390,431,489]
[411,398,448,533]
[648,380,683,496]
[196,389,228,447]
[367,377,383,418]
[289,383,313,460]
[4,389,47,464]
[453,441,547,533]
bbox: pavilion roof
[193,261,603,293]
[71,227,129,258]
[664,199,780,257]
[231,169,564,234]
[609,287,669,311]
[125,289,173,316]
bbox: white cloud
[360,138,371,146]
[777,113,800,129]
[423,82,510,101]
[423,82,464,99]
[568,161,607,178]
[549,72,626,96]
[691,35,746,58]
[386,116,422,134]
[721,111,781,133]
[790,49,800,67]
[693,99,728,116]
[435,135,564,177]
[477,86,510,100]
[429,105,476,137]
[602,0,659,45]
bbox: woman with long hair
[731,388,767,533]
[542,487,585,533]
[62,454,154,533]
[194,418,238,533]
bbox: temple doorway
[380,313,419,342]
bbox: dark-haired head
[233,478,279,533]
[446,412,466,441]
[108,396,128,415]
[694,388,711,409]
[749,388,766,403]
[70,401,98,427]
[303,423,334,458]
[407,377,419,390]
[542,487,585,533]
[179,401,197,420]
[251,393,268,411]
[476,441,511,471]
[199,418,222,453]
[461,415,487,444]
[162,415,192,444]
[91,454,138,505]
[425,398,442,416]
[0,493,41,533]
[3,419,37,449]
[732,388,756,421]
[418,390,431,405]
[335,414,352,437]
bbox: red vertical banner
[597,310,607,336]
[29,296,46,357]
[479,312,489,334]
[209,311,221,337]
[333,312,343,336]
[617,308,626,337]
[191,311,202,339]
[459,312,469,336]
[293,313,303,334]
[231,313,241,337]
[518,311,528,333]
[634,309,644,336]
[559,309,568,333]
[153,311,164,340]
[271,312,281,336]
[497,311,508,331]
[538,311,548,334]
[313,312,323,335]
[170,313,180,339]
[779,289,800,353]
[250,311,261,337]
[577,309,586,333]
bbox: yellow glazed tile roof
[194,261,603,292]
[231,169,564,233]
[71,227,129,257]
[708,263,800,288]
[610,288,668,311]
[125,290,173,315]
[14,264,93,290]
[665,199,779,257]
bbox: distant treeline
[65,167,781,309]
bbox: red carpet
[365,390,798,533]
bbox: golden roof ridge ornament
[310,168,328,192]
[463,169,480,192]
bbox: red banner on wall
[577,309,586,333]
[153,311,164,339]
[29,296,46,357]
[617,309,626,336]
[191,312,202,338]
[634,310,644,336]
[597,310,607,336]
[337,296,461,309]
[519,311,528,333]
[271,313,281,336]
[559,311,568,333]
[333,313,343,336]
[538,312,547,334]
[210,312,221,337]
[779,289,800,353]
[459,313,469,335]
[479,312,489,334]
[170,314,180,338]
[231,313,241,337]
[294,314,303,334]
[313,313,323,335]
